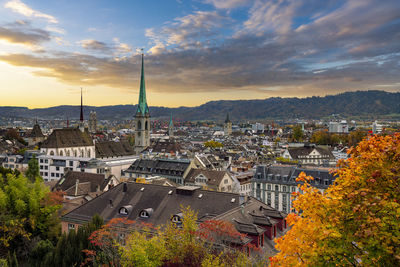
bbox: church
[133,53,151,154]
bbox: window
[275,194,279,209]
[140,211,149,218]
[56,167,59,171]
[138,121,142,130]
[51,173,54,177]
[68,223,75,231]
[45,166,48,170]
[40,159,43,163]
[224,179,228,184]
[50,151,54,156]
[69,161,73,167]
[267,184,271,190]
[275,185,279,191]
[40,165,43,170]
[267,192,271,205]
[45,159,48,163]
[60,150,63,156]
[282,186,286,192]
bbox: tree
[25,155,40,182]
[101,206,255,267]
[204,140,223,148]
[292,125,303,142]
[0,173,61,260]
[271,133,400,266]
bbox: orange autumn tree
[271,133,400,266]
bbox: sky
[0,0,399,108]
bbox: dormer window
[139,208,154,218]
[171,213,183,225]
[119,205,133,215]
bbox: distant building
[328,120,348,133]
[224,113,232,136]
[372,120,383,134]
[168,113,174,138]
[88,111,97,133]
[252,165,336,212]
[252,122,265,132]
[134,53,151,154]
[25,120,45,146]
[282,144,335,166]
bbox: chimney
[123,183,128,193]
[75,179,79,196]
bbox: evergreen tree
[25,155,40,182]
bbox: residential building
[122,158,192,185]
[282,143,335,166]
[252,165,335,212]
[61,183,287,255]
[184,168,237,192]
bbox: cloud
[5,0,58,23]
[0,0,399,99]
[79,39,111,53]
[0,21,51,47]
[147,11,231,52]
[204,0,252,9]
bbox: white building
[328,120,348,133]
[40,128,95,158]
[372,120,383,134]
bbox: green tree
[292,125,304,142]
[0,173,61,260]
[25,155,40,182]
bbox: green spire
[136,53,149,115]
[169,112,174,128]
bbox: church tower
[78,88,85,132]
[134,53,151,154]
[224,113,232,136]
[168,113,174,138]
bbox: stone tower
[134,53,151,154]
[88,111,97,133]
[224,113,232,136]
[168,113,174,138]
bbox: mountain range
[1,91,399,122]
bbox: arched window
[81,149,85,157]
[145,121,148,130]
[60,150,64,156]
[74,150,77,157]
[138,121,142,130]
[87,149,91,158]
[50,151,54,156]
[66,150,70,156]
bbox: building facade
[224,113,232,136]
[252,165,335,212]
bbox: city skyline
[0,0,399,108]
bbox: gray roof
[288,145,334,159]
[95,140,135,158]
[185,169,227,187]
[53,171,110,195]
[253,165,335,189]
[125,158,190,178]
[62,183,242,226]
[41,128,93,148]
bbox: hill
[1,90,399,121]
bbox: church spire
[225,113,231,123]
[136,52,149,116]
[169,112,174,128]
[80,88,84,122]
